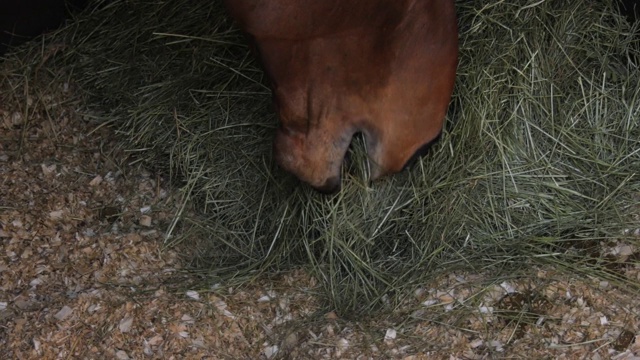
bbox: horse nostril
[314,175,341,194]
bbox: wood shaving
[0,65,638,359]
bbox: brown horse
[223,0,458,193]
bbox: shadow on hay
[5,0,637,316]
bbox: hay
[4,0,639,316]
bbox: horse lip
[313,174,341,194]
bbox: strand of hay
[4,0,638,316]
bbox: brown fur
[224,0,458,192]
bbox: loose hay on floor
[1,0,640,357]
[46,0,640,315]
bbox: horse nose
[313,175,341,194]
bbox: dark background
[0,0,87,56]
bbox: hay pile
[6,0,639,316]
